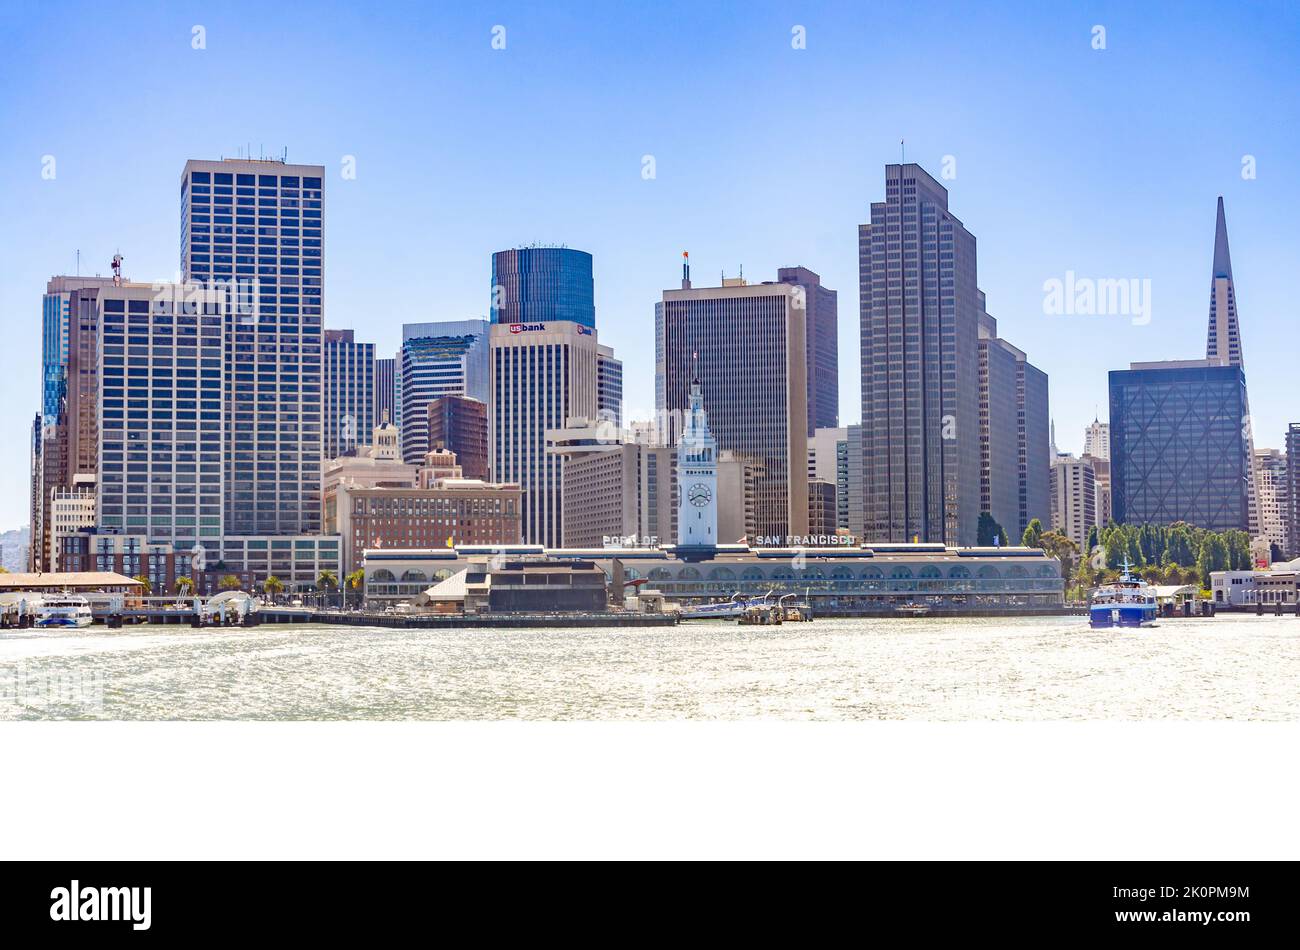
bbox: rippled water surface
[3,615,1299,720]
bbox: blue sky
[1,0,1298,529]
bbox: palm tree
[345,569,365,610]
[133,574,152,596]
[318,569,338,608]
[218,574,242,592]
[262,575,284,603]
[174,576,195,598]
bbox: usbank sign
[508,323,546,333]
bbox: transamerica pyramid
[1205,197,1260,538]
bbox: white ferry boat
[1088,560,1158,629]
[34,595,95,629]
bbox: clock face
[689,483,712,507]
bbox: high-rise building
[490,247,595,328]
[374,356,396,432]
[1049,455,1097,552]
[845,424,864,540]
[95,283,230,548]
[398,319,489,464]
[1203,197,1260,536]
[1083,418,1110,460]
[978,309,1022,544]
[427,394,488,480]
[1017,355,1052,538]
[597,344,623,427]
[808,426,848,532]
[323,329,375,459]
[180,158,325,537]
[1254,448,1290,557]
[547,419,676,549]
[657,269,809,543]
[1287,425,1300,558]
[1084,453,1112,530]
[491,321,599,547]
[42,276,117,422]
[1109,361,1251,531]
[775,266,838,434]
[859,164,982,545]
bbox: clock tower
[677,356,718,548]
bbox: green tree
[219,574,243,591]
[262,575,284,601]
[977,511,1007,546]
[345,569,365,608]
[1021,518,1044,549]
[133,575,152,595]
[1196,534,1228,587]
[1038,529,1080,592]
[1085,524,1099,553]
[174,576,195,597]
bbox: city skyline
[3,1,1300,529]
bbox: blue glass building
[490,247,595,328]
[1110,361,1251,531]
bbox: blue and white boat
[1088,560,1158,629]
[34,595,94,628]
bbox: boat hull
[34,617,93,628]
[1089,605,1157,629]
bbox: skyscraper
[94,283,229,547]
[859,164,981,545]
[323,329,375,459]
[180,158,325,536]
[427,394,489,480]
[656,272,809,542]
[490,247,595,328]
[596,344,623,427]
[398,319,489,464]
[491,321,599,546]
[374,356,396,431]
[1203,196,1260,536]
[1083,419,1110,460]
[1049,455,1097,552]
[1109,360,1251,531]
[1254,448,1289,557]
[775,266,838,434]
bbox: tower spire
[1212,196,1233,280]
[1206,196,1242,367]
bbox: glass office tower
[1109,361,1251,532]
[180,158,325,536]
[490,247,595,328]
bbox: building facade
[490,247,596,329]
[427,395,488,481]
[491,320,600,547]
[1254,448,1290,557]
[323,329,375,459]
[1049,455,1097,552]
[596,344,623,427]
[1084,419,1110,460]
[656,277,808,542]
[859,164,982,545]
[374,355,396,432]
[398,319,489,464]
[775,266,838,434]
[1109,361,1251,531]
[180,158,325,536]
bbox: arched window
[370,569,396,583]
[401,570,428,583]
